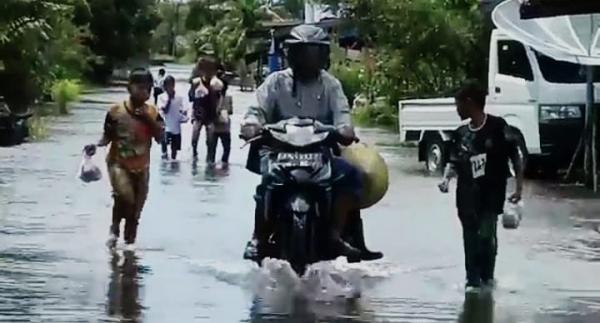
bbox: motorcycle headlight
[540,105,582,123]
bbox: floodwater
[1,64,600,322]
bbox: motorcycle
[245,117,356,275]
[0,112,32,146]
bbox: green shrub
[28,115,49,141]
[51,79,82,114]
[352,99,398,131]
[330,62,362,105]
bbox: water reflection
[457,292,494,323]
[248,296,368,323]
[106,251,143,322]
[159,160,181,174]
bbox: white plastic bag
[78,148,102,183]
[502,201,523,229]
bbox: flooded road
[1,64,600,322]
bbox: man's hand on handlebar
[240,122,262,141]
[336,125,358,146]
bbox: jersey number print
[470,153,487,179]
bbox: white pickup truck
[399,29,591,175]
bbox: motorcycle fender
[286,194,312,231]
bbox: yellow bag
[341,144,389,209]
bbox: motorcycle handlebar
[240,120,359,144]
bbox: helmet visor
[289,44,325,64]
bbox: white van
[399,29,591,174]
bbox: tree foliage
[0,0,91,112]
[85,0,161,81]
[324,0,488,104]
[187,0,272,69]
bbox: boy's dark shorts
[165,132,182,151]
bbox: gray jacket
[244,68,352,127]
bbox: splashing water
[252,258,393,302]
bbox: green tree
[324,0,486,104]
[86,0,161,82]
[188,0,271,69]
[152,1,190,56]
[0,0,90,112]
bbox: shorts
[164,132,182,151]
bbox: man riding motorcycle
[241,24,382,262]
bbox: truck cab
[399,29,590,174]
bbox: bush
[330,62,362,106]
[28,115,49,141]
[52,79,82,114]
[352,98,398,131]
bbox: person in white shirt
[158,75,188,160]
[153,68,166,105]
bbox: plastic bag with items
[502,201,524,229]
[78,145,102,183]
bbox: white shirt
[155,75,165,89]
[158,93,186,134]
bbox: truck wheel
[425,136,446,176]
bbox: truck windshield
[535,51,600,83]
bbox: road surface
[1,64,600,322]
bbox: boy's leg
[221,132,231,164]
[161,132,169,158]
[206,124,217,165]
[124,170,150,245]
[171,134,181,160]
[108,164,136,242]
[191,120,203,157]
[459,211,482,287]
[479,212,498,283]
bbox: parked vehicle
[399,29,589,175]
[0,102,31,147]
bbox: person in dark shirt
[438,81,524,292]
[189,55,221,159]
[207,68,232,168]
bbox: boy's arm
[140,106,164,143]
[505,124,524,202]
[97,112,114,147]
[439,130,459,193]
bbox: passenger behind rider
[240,24,382,262]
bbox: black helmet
[285,24,331,46]
[285,25,331,73]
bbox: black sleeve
[500,118,519,158]
[448,127,462,165]
[103,112,114,137]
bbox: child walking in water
[87,68,164,251]
[158,75,187,160]
[207,73,231,168]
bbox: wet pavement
[1,64,600,322]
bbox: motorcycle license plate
[276,152,322,167]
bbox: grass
[51,79,82,114]
[28,114,49,141]
[352,99,399,132]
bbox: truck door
[488,34,542,155]
[489,39,538,104]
